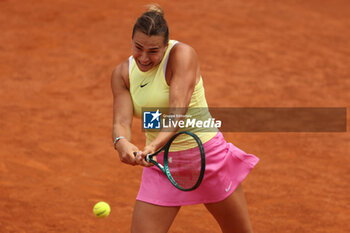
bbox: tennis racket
[145,131,205,191]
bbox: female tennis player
[111,4,259,233]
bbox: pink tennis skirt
[136,132,259,206]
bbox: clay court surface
[1,0,349,232]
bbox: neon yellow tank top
[129,40,217,150]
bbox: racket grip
[145,154,151,162]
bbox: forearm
[148,107,187,150]
[112,123,132,142]
[147,131,174,151]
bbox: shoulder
[170,42,198,62]
[167,42,199,73]
[112,59,129,80]
[111,58,130,89]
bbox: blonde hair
[145,3,164,16]
[132,4,169,45]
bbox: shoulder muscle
[111,59,130,93]
[170,43,198,70]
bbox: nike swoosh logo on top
[140,83,149,88]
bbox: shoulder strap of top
[163,41,179,76]
[128,56,133,76]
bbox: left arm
[143,43,200,154]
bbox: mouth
[137,60,152,70]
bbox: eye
[136,46,142,51]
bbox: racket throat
[146,154,165,171]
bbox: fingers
[115,141,154,167]
[134,151,154,167]
[119,151,153,167]
[115,140,138,166]
[119,152,137,166]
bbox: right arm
[111,61,139,166]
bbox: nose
[139,52,150,64]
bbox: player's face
[132,31,168,72]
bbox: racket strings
[167,134,203,189]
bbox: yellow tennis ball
[93,201,111,218]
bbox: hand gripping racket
[146,131,206,191]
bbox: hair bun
[145,3,164,16]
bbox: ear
[164,40,169,49]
